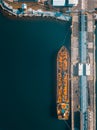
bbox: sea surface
[0,12,96,130]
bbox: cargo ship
[57,46,70,120]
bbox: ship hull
[57,46,70,120]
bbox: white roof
[22,3,27,9]
[78,63,83,76]
[68,0,78,6]
[86,64,90,76]
[53,0,66,6]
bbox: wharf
[86,13,96,130]
[71,0,96,129]
[71,13,80,130]
[1,0,68,13]
[0,0,70,21]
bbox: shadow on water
[50,50,58,118]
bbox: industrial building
[21,3,27,10]
[53,0,78,6]
[53,0,66,6]
[68,0,78,6]
[78,63,90,76]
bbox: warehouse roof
[53,0,66,6]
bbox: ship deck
[57,46,70,120]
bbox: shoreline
[0,0,71,21]
[0,7,71,23]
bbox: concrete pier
[71,13,80,130]
[71,0,96,130]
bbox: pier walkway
[71,0,96,130]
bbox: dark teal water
[0,13,72,130]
